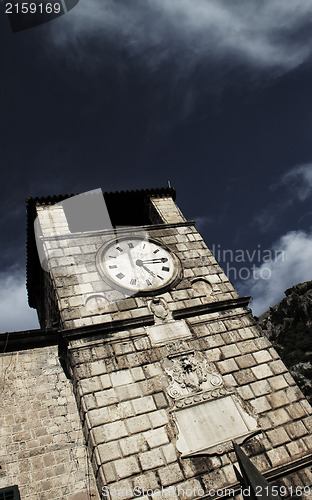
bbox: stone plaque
[146,320,192,345]
[174,395,258,456]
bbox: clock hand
[126,248,136,270]
[135,259,156,277]
[140,258,168,264]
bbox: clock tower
[26,187,312,499]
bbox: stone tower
[5,187,312,499]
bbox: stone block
[267,446,290,467]
[268,375,288,391]
[115,384,141,402]
[253,350,272,364]
[139,379,163,395]
[132,396,157,415]
[97,441,122,464]
[236,354,256,369]
[103,421,128,440]
[132,471,159,493]
[92,426,106,444]
[267,427,290,446]
[234,368,256,385]
[267,391,290,409]
[114,456,140,479]
[79,377,102,395]
[268,408,292,426]
[148,410,169,428]
[237,340,257,355]
[270,360,287,375]
[217,358,239,375]
[204,348,221,363]
[103,479,133,500]
[286,386,304,403]
[88,408,110,427]
[287,402,308,420]
[286,439,308,457]
[108,401,135,421]
[142,363,163,378]
[251,364,274,380]
[95,389,118,407]
[220,344,240,358]
[139,449,165,470]
[250,380,271,397]
[222,373,238,387]
[89,361,107,377]
[120,435,148,457]
[102,462,116,483]
[162,443,178,464]
[131,367,145,381]
[158,463,184,486]
[250,396,271,413]
[110,370,133,387]
[126,415,152,434]
[286,421,309,439]
[143,428,169,448]
[237,385,254,400]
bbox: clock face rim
[96,236,182,295]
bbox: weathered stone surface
[0,347,99,499]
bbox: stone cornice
[0,296,251,352]
[173,296,251,319]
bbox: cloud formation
[280,163,312,201]
[254,163,312,233]
[237,228,312,315]
[49,0,312,74]
[0,269,39,333]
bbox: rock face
[258,281,312,404]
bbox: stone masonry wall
[37,223,239,330]
[0,346,99,500]
[33,195,312,498]
[66,305,312,500]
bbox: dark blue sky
[1,0,312,330]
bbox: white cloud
[237,229,312,316]
[254,163,312,232]
[48,0,312,74]
[0,269,39,333]
[281,163,312,201]
[194,215,213,231]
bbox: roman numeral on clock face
[130,278,137,286]
[109,265,117,269]
[116,272,125,280]
[146,279,152,286]
[162,266,170,272]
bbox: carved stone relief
[163,351,223,399]
[161,350,259,456]
[191,278,221,298]
[148,297,173,323]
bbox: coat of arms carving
[163,350,223,400]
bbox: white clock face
[96,237,179,293]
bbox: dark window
[0,486,21,500]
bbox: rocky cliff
[257,280,312,404]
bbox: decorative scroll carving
[164,351,224,401]
[165,340,190,355]
[162,350,260,457]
